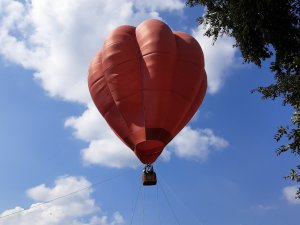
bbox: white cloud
[81,139,139,168]
[0,0,230,168]
[0,176,124,225]
[66,104,228,167]
[169,126,228,160]
[283,186,300,204]
[192,25,238,94]
[0,0,168,103]
[65,104,113,143]
[64,104,140,168]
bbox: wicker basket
[142,172,157,186]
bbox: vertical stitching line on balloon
[137,50,147,147]
[156,34,178,145]
[167,35,181,140]
[157,41,177,144]
[102,52,134,147]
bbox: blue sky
[0,0,299,225]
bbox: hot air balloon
[88,19,207,185]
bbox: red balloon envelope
[88,19,207,164]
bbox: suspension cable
[159,174,203,225]
[142,187,145,225]
[158,180,181,225]
[129,184,142,225]
[156,182,162,225]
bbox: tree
[186,0,300,197]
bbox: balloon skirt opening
[134,140,164,164]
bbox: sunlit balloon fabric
[88,19,207,164]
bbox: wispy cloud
[251,204,276,211]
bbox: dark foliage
[187,0,300,197]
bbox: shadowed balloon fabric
[88,19,207,164]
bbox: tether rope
[0,170,131,220]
